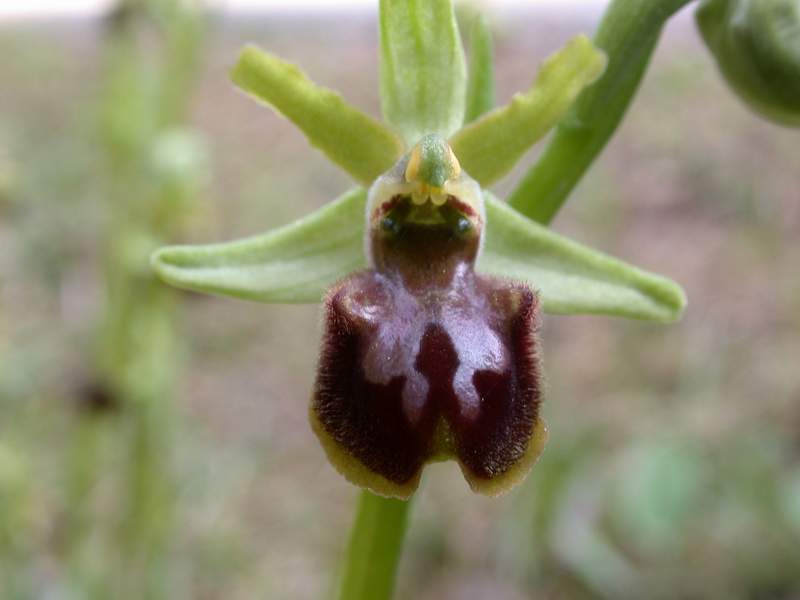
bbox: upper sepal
[379,0,467,143]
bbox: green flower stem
[337,491,412,600]
[507,0,694,224]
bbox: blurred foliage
[0,4,799,600]
[1,0,208,597]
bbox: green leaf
[464,13,496,123]
[151,188,368,303]
[231,47,404,185]
[479,195,686,322]
[450,35,607,187]
[379,0,467,144]
[152,190,685,323]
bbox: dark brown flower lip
[311,253,546,499]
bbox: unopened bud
[697,0,800,126]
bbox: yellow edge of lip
[311,403,548,499]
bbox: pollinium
[311,134,546,499]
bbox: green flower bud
[696,0,800,126]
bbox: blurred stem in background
[340,1,695,598]
[507,0,694,224]
[62,0,206,595]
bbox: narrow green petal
[231,47,404,185]
[464,14,496,123]
[379,0,467,144]
[450,35,607,187]
[479,195,686,322]
[151,188,368,303]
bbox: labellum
[311,134,546,499]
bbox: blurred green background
[1,2,799,599]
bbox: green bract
[464,13,496,124]
[152,0,686,322]
[697,0,800,126]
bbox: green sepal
[151,189,685,323]
[450,35,607,187]
[151,188,368,303]
[231,47,404,185]
[464,13,496,123]
[379,0,467,144]
[479,195,686,322]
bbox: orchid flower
[151,1,685,499]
